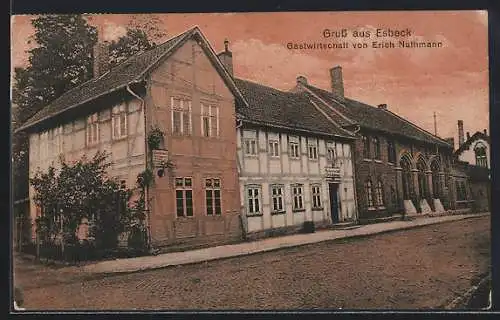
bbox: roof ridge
[301,84,356,125]
[309,99,356,137]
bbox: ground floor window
[311,184,322,209]
[456,180,467,201]
[365,180,374,208]
[246,185,261,216]
[270,184,284,213]
[205,178,221,215]
[176,177,193,217]
[375,180,384,207]
[292,184,304,211]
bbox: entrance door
[329,183,339,223]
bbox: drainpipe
[351,125,361,223]
[126,83,152,252]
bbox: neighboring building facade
[17,27,246,250]
[292,67,459,222]
[233,77,358,238]
[454,122,490,212]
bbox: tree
[108,28,154,67]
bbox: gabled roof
[16,26,247,133]
[455,131,490,156]
[234,78,355,139]
[303,84,452,148]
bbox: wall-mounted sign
[152,149,169,167]
[325,166,341,182]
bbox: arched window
[474,143,488,168]
[387,141,396,163]
[373,137,381,160]
[362,135,370,159]
[376,180,384,207]
[365,180,374,208]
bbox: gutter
[126,83,153,252]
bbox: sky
[11,11,489,149]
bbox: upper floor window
[205,178,221,215]
[308,142,318,160]
[201,103,219,137]
[373,137,381,160]
[269,140,280,157]
[86,113,99,146]
[246,185,261,216]
[112,104,128,139]
[270,184,284,213]
[387,140,396,163]
[311,184,323,209]
[175,177,193,217]
[362,135,370,159]
[474,143,488,168]
[172,97,191,135]
[327,146,335,162]
[292,184,305,211]
[289,142,300,158]
[244,139,257,155]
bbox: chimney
[93,41,110,78]
[329,66,345,101]
[457,120,465,147]
[296,75,308,86]
[217,38,233,77]
[444,137,455,148]
[466,132,470,140]
[377,104,387,110]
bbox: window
[474,143,488,168]
[292,184,304,211]
[270,185,284,213]
[362,135,370,159]
[205,178,221,215]
[269,140,280,157]
[246,185,261,215]
[175,177,193,217]
[387,141,396,163]
[172,97,191,135]
[311,184,322,209]
[86,113,99,145]
[201,103,219,137]
[390,185,397,205]
[376,180,385,207]
[373,137,381,160]
[289,142,300,158]
[112,104,128,139]
[365,180,374,208]
[308,143,318,160]
[244,139,257,155]
[327,146,335,162]
[456,180,468,201]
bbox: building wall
[458,138,490,169]
[237,126,357,235]
[28,97,146,239]
[146,38,242,248]
[354,129,454,219]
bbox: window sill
[289,157,301,160]
[271,211,286,215]
[244,154,259,157]
[367,207,377,211]
[246,213,263,217]
[363,158,372,162]
[293,209,306,213]
[374,159,383,163]
[312,207,324,211]
[387,162,395,166]
[377,206,386,210]
[176,216,195,220]
[269,155,281,159]
[308,158,319,161]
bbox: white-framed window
[205,178,221,215]
[86,113,99,146]
[246,185,261,216]
[289,142,300,158]
[376,180,385,207]
[172,97,191,135]
[112,104,128,139]
[244,139,257,155]
[365,180,374,208]
[327,146,335,162]
[311,184,322,209]
[308,143,318,160]
[201,103,219,137]
[270,184,284,213]
[269,140,280,157]
[175,177,193,217]
[292,184,304,211]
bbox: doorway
[329,183,339,223]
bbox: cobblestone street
[15,215,490,310]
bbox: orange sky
[11,11,489,148]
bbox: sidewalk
[82,212,489,275]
